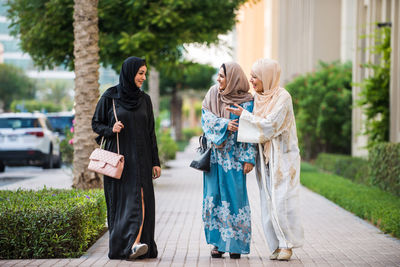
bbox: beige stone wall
[236,0,342,83]
[277,0,315,83]
[311,0,342,70]
[351,0,370,157]
[236,0,266,80]
[390,0,400,143]
[341,0,357,62]
[277,0,341,83]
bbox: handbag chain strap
[100,99,120,155]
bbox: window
[0,118,40,129]
[47,116,73,133]
[44,119,54,132]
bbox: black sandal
[229,253,241,259]
[211,246,224,258]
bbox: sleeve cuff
[241,109,253,121]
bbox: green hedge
[155,117,178,166]
[158,129,178,165]
[10,99,62,113]
[0,188,106,259]
[369,143,400,197]
[301,163,400,238]
[315,153,369,185]
[178,127,203,152]
[286,61,352,160]
[182,127,202,142]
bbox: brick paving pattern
[1,139,399,266]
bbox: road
[0,165,73,190]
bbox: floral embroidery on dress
[209,134,256,172]
[201,110,229,144]
[202,196,251,243]
[202,104,257,173]
[241,101,253,111]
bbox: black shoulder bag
[190,134,211,172]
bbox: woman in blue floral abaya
[201,62,256,259]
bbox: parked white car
[0,113,61,172]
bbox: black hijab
[103,56,146,110]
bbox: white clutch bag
[237,112,262,144]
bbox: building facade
[350,0,400,156]
[235,0,399,156]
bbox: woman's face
[134,65,147,88]
[217,67,227,91]
[250,71,263,93]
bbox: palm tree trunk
[72,0,102,189]
[171,85,183,141]
[149,67,160,117]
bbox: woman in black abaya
[92,56,161,260]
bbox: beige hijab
[203,62,253,118]
[252,58,286,163]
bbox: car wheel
[0,162,5,173]
[43,146,54,169]
[53,152,62,169]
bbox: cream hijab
[203,62,253,118]
[252,58,286,163]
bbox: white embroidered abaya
[237,58,304,252]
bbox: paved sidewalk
[1,138,400,266]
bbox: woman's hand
[152,166,161,179]
[243,162,254,174]
[226,104,244,117]
[227,119,239,132]
[112,121,124,133]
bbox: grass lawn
[300,162,400,238]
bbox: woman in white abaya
[227,58,303,261]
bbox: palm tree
[72,0,102,189]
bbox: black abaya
[92,87,160,259]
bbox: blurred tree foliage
[0,63,36,111]
[159,61,215,140]
[36,80,74,110]
[10,99,62,113]
[159,62,216,94]
[6,0,248,71]
[286,61,352,160]
[357,25,391,148]
[154,117,178,167]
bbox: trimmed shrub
[315,153,369,184]
[0,188,106,259]
[177,127,203,152]
[182,127,202,142]
[155,117,178,166]
[286,61,352,160]
[369,143,400,197]
[301,162,400,238]
[10,99,62,113]
[158,129,178,165]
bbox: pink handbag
[88,99,124,179]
